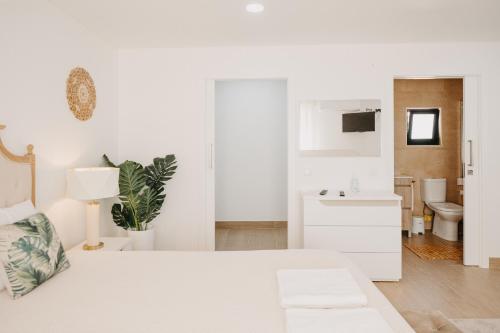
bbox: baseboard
[216,221,287,229]
[489,257,500,270]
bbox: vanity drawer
[303,198,401,226]
[345,252,402,281]
[304,226,401,252]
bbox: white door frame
[204,78,292,251]
[394,75,485,267]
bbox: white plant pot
[127,228,155,251]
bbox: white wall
[0,0,118,249]
[118,43,500,264]
[215,80,287,222]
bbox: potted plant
[103,154,177,250]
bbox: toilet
[420,178,463,241]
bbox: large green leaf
[137,187,166,226]
[118,161,146,229]
[119,161,146,197]
[111,204,135,230]
[111,203,127,229]
[144,154,177,191]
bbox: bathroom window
[406,108,441,145]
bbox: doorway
[393,77,481,266]
[207,79,288,251]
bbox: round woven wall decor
[66,67,96,121]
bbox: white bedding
[0,249,413,333]
[286,308,394,333]
[277,268,368,309]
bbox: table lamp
[67,167,119,250]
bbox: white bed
[0,125,414,333]
[0,250,413,333]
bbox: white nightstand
[70,237,132,252]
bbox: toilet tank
[420,178,446,203]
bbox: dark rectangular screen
[342,111,375,132]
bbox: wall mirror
[299,99,381,156]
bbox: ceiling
[48,0,500,48]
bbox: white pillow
[0,207,8,292]
[0,210,10,225]
[0,211,10,292]
[0,200,38,292]
[0,200,37,224]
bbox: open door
[463,76,481,266]
[205,79,216,251]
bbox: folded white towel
[286,308,394,333]
[277,269,368,309]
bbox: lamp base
[82,242,104,251]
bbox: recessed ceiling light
[246,3,264,13]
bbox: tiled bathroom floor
[403,233,463,261]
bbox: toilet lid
[429,202,463,213]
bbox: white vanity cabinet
[303,192,402,281]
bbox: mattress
[0,249,414,333]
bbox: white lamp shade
[67,167,119,201]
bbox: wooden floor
[215,222,287,251]
[377,234,500,319]
[215,224,500,319]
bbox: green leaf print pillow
[0,213,70,299]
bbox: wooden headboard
[0,124,36,208]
